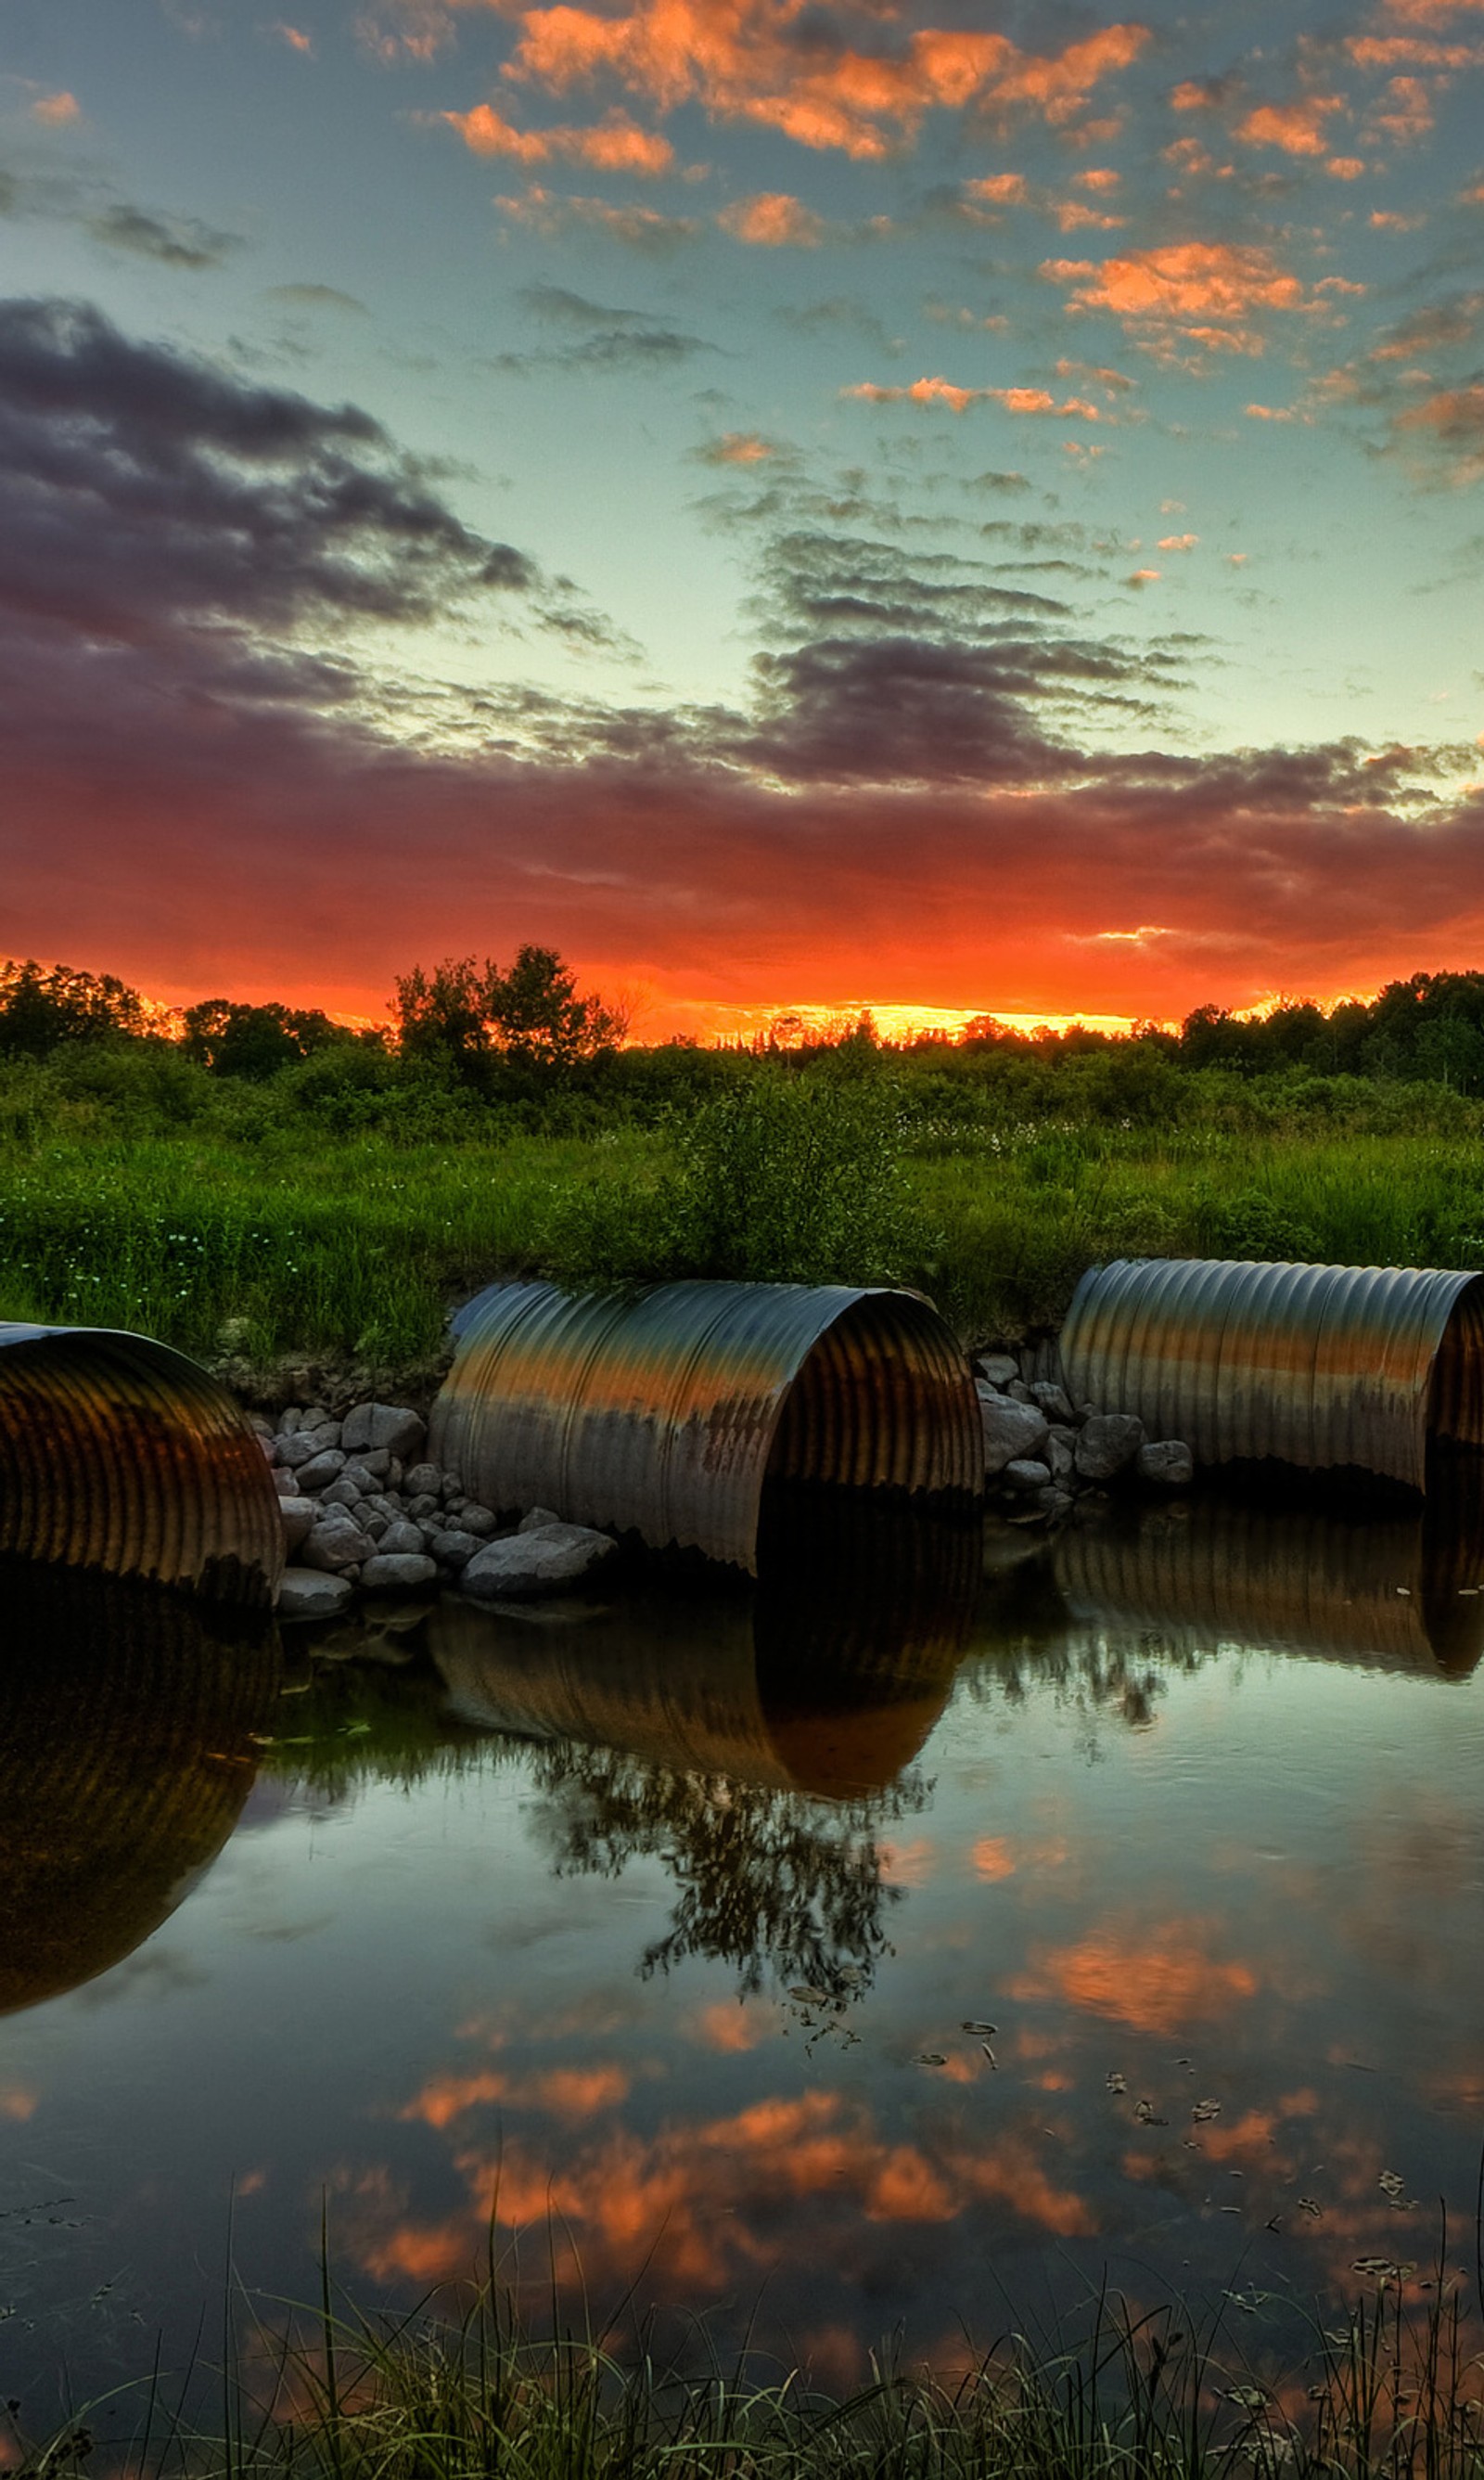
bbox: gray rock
[278,1495,318,1551]
[462,1523,617,1602]
[360,1510,389,1540]
[295,1448,348,1493]
[339,1402,425,1459]
[276,1567,355,1620]
[275,1428,326,1470]
[277,1407,304,1436]
[1006,1380,1036,1405]
[1045,1433,1076,1484]
[301,1514,368,1573]
[429,1528,480,1570]
[518,1505,566,1533]
[1136,1438,1195,1488]
[403,1462,441,1498]
[1031,1484,1075,1521]
[385,1456,404,1491]
[458,1506,499,1537]
[258,1433,278,1464]
[1003,1457,1052,1493]
[340,1458,385,1493]
[378,1519,427,1557]
[1029,1381,1076,1425]
[300,1405,331,1433]
[1075,1411,1146,1482]
[273,1465,301,1497]
[975,1352,1020,1389]
[441,1471,464,1498]
[321,1475,363,1510]
[361,1552,438,1593]
[371,1405,426,1459]
[406,1491,440,1521]
[979,1394,1051,1476]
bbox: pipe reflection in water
[426,1492,979,1992]
[1054,1478,1484,1678]
[0,1563,280,2016]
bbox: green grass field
[3,1044,1484,1382]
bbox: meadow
[3,1025,1484,1384]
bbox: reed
[14,2224,1484,2480]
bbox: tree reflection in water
[427,1488,981,1998]
[528,1737,927,1993]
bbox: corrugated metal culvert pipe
[1058,1258,1484,1493]
[0,1323,286,1606]
[429,1279,984,1573]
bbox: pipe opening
[0,1326,286,1606]
[762,1291,981,1503]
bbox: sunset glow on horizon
[2,0,1481,1017]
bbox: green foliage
[0,957,146,1055]
[545,1073,928,1289]
[181,998,352,1079]
[392,945,625,1085]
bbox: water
[5,1485,1484,2438]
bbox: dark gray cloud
[83,204,241,267]
[0,296,614,646]
[262,284,371,315]
[498,283,719,374]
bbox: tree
[180,998,344,1079]
[0,959,147,1055]
[391,945,625,1082]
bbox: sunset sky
[3,0,1483,1034]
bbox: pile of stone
[256,1398,616,1621]
[975,1350,1193,1527]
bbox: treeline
[6,952,1484,1121]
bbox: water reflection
[428,1495,979,1991]
[1055,1486,1484,1677]
[0,1562,279,2015]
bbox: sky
[1,0,1482,1034]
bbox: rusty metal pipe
[429,1280,982,1572]
[0,1323,285,1606]
[1059,1258,1484,1492]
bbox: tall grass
[3,1050,1484,1371]
[19,2229,1484,2480]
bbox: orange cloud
[1074,165,1121,189]
[273,22,315,51]
[1051,199,1125,230]
[1236,95,1346,154]
[1158,531,1197,548]
[844,376,1103,416]
[692,1998,779,2050]
[697,431,777,464]
[877,1835,935,1886]
[402,2062,631,2128]
[493,186,700,244]
[718,190,825,244]
[31,90,82,125]
[501,1,1150,161]
[0,2085,36,2122]
[1127,566,1160,585]
[972,1835,1017,1880]
[1042,239,1318,359]
[1007,1920,1259,2036]
[1373,72,1436,136]
[1327,154,1369,177]
[964,172,1028,203]
[1349,32,1480,61]
[443,103,674,171]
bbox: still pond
[4,1483,1484,2431]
